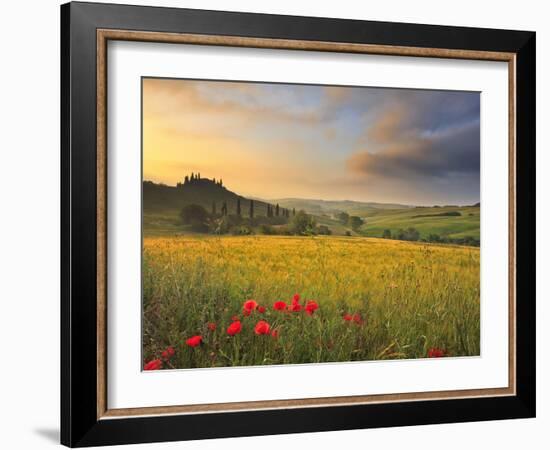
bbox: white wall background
[0,1,546,449]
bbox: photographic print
[142,78,481,370]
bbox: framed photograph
[61,2,536,447]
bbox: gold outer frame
[96,29,516,420]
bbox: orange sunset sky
[143,77,480,205]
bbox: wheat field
[142,235,480,369]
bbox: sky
[142,78,480,206]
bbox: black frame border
[61,2,536,447]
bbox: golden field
[143,235,480,369]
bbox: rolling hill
[359,205,480,240]
[143,178,479,242]
[272,198,412,216]
[143,177,288,215]
[143,177,284,235]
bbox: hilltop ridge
[144,175,274,217]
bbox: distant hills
[143,177,414,216]
[269,198,413,216]
[143,177,480,242]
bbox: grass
[143,204,480,240]
[143,235,480,369]
[357,205,480,240]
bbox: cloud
[143,78,480,204]
[347,92,480,182]
[348,123,480,179]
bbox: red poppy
[305,300,319,315]
[352,313,363,325]
[289,303,302,312]
[271,330,279,339]
[207,322,216,331]
[343,313,353,321]
[243,309,251,317]
[257,306,266,313]
[227,320,242,336]
[273,301,287,311]
[254,320,271,335]
[231,315,239,322]
[186,335,202,347]
[427,347,446,358]
[144,359,162,370]
[292,293,300,304]
[161,346,175,360]
[243,299,258,311]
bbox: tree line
[381,227,479,246]
[179,200,329,236]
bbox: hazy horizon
[143,78,480,206]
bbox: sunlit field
[142,235,480,369]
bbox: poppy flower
[273,301,287,311]
[292,293,300,304]
[427,347,446,358]
[243,299,258,311]
[271,330,279,339]
[231,315,239,322]
[254,320,271,335]
[161,346,175,360]
[227,320,242,336]
[243,309,251,317]
[352,313,363,325]
[289,303,302,312]
[186,335,202,347]
[257,306,266,314]
[207,322,216,331]
[305,300,319,315]
[343,314,353,321]
[144,359,162,370]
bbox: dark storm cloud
[347,90,480,182]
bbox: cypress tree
[249,200,254,219]
[292,208,296,216]
[275,203,280,216]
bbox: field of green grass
[143,235,480,369]
[144,204,480,241]
[357,205,480,240]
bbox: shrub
[180,204,210,232]
[260,224,276,235]
[290,210,317,236]
[349,216,364,231]
[317,225,332,235]
[230,225,253,235]
[336,212,350,225]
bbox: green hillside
[144,179,271,214]
[359,205,480,240]
[144,178,287,235]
